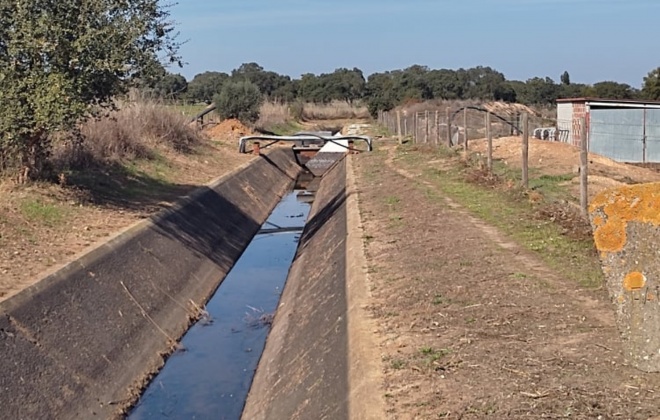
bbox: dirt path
[353,141,660,419]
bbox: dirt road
[353,141,660,419]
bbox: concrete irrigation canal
[0,135,382,419]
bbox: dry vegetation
[255,100,370,133]
[54,99,202,169]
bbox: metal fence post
[580,117,589,216]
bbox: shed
[556,98,660,163]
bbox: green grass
[20,199,66,226]
[529,173,576,199]
[266,120,304,136]
[395,144,603,289]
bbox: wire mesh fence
[378,108,547,146]
[378,108,590,215]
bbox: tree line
[148,63,660,115]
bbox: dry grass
[301,101,370,120]
[256,101,291,130]
[255,100,370,133]
[54,99,203,168]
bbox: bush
[53,99,202,169]
[213,80,263,124]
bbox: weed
[20,199,65,226]
[391,359,406,369]
[385,195,401,206]
[432,294,444,305]
[419,347,451,363]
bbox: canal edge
[345,155,387,419]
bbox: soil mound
[205,118,254,141]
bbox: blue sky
[169,0,659,87]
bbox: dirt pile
[470,137,660,197]
[482,101,537,117]
[205,118,254,141]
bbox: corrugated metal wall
[590,107,660,163]
[645,109,660,162]
[589,108,644,162]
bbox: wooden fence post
[580,117,589,216]
[486,112,493,173]
[522,112,529,189]
[413,113,418,143]
[463,107,469,154]
[396,110,402,144]
[434,110,439,145]
[424,110,429,143]
[446,107,452,147]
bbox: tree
[231,62,294,98]
[325,68,366,103]
[365,72,399,116]
[642,68,660,100]
[586,81,637,99]
[513,77,560,105]
[214,80,263,124]
[153,74,188,100]
[560,71,571,85]
[0,0,180,179]
[186,72,229,103]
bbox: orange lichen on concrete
[624,271,646,291]
[590,183,660,253]
[593,217,627,252]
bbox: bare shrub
[302,101,370,120]
[54,99,202,168]
[256,101,291,130]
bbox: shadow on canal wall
[0,148,301,419]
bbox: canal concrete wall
[0,148,300,419]
[243,157,352,419]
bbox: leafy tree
[586,81,637,99]
[560,71,571,85]
[232,62,293,98]
[365,72,399,116]
[426,69,464,99]
[186,72,229,103]
[463,66,508,100]
[642,68,660,100]
[214,80,263,124]
[513,77,560,105]
[324,68,366,103]
[153,74,188,99]
[558,83,588,99]
[0,0,180,178]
